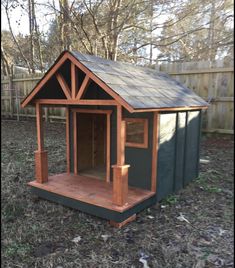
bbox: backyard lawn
[1,120,234,268]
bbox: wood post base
[112,164,130,206]
[35,150,48,183]
[110,214,136,228]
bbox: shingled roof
[22,50,208,110]
[70,51,208,109]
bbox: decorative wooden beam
[67,53,134,113]
[33,99,118,106]
[71,108,113,114]
[21,53,69,107]
[36,103,44,151]
[35,103,48,183]
[116,105,125,165]
[133,106,208,113]
[151,112,159,192]
[76,74,90,100]
[56,73,72,99]
[112,104,129,206]
[71,63,78,99]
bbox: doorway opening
[74,110,111,181]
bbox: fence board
[159,59,234,134]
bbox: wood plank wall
[1,58,234,134]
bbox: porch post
[34,103,48,183]
[112,105,130,206]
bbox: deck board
[28,173,155,212]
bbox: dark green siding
[157,113,177,200]
[183,110,201,186]
[156,110,202,202]
[123,111,153,190]
[174,112,187,191]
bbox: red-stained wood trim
[110,214,136,228]
[35,150,48,183]
[36,103,44,151]
[56,73,72,99]
[67,53,134,113]
[71,63,78,99]
[71,108,112,115]
[116,105,125,166]
[73,111,78,174]
[66,107,70,174]
[32,99,118,106]
[133,106,208,113]
[21,53,69,107]
[112,164,130,206]
[124,118,148,149]
[151,112,159,192]
[106,113,111,183]
[76,74,90,100]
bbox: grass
[1,120,234,268]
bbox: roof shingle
[71,51,208,109]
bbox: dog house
[22,51,208,227]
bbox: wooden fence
[1,73,66,122]
[158,58,234,134]
[1,58,234,134]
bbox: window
[125,118,148,148]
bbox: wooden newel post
[112,106,130,206]
[35,103,48,183]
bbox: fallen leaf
[218,228,226,236]
[176,213,190,224]
[101,234,111,242]
[139,257,150,268]
[72,236,81,243]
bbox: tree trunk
[28,0,35,73]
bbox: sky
[1,0,58,35]
[1,0,162,60]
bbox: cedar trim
[124,118,148,149]
[21,53,69,107]
[71,63,78,99]
[36,103,44,151]
[71,108,113,114]
[55,73,72,99]
[133,106,208,113]
[116,105,125,166]
[73,111,78,174]
[72,108,112,183]
[33,99,118,106]
[76,74,90,99]
[151,112,159,192]
[66,53,134,113]
[66,107,70,174]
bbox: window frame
[124,118,148,149]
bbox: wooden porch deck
[28,173,155,212]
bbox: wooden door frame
[71,108,112,182]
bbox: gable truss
[21,52,134,112]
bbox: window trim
[124,118,148,149]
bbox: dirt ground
[1,120,234,268]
